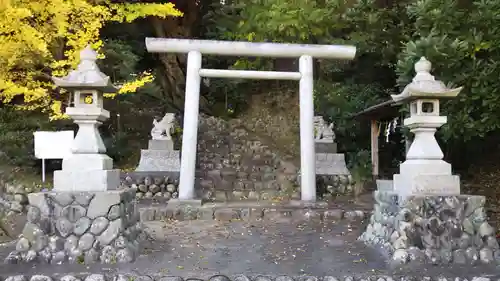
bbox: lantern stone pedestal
[6,189,141,264]
[6,46,143,265]
[360,191,499,265]
[360,57,499,265]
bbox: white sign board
[34,131,74,160]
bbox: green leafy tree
[397,0,500,143]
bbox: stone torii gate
[146,38,356,202]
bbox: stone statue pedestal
[315,139,352,195]
[136,139,181,172]
[6,189,143,264]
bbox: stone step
[138,200,369,222]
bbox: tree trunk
[149,1,211,114]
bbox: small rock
[61,276,81,281]
[16,237,30,252]
[26,206,41,223]
[144,177,152,186]
[172,192,179,199]
[51,251,67,264]
[30,275,52,281]
[154,192,163,198]
[49,236,65,252]
[5,276,27,281]
[84,248,99,263]
[253,277,272,281]
[24,250,37,262]
[392,249,409,264]
[208,276,231,281]
[136,192,144,199]
[90,217,109,235]
[214,208,240,221]
[74,217,91,235]
[32,234,48,252]
[465,247,479,262]
[232,275,251,281]
[10,202,24,213]
[323,209,343,221]
[114,235,127,249]
[84,275,106,281]
[393,236,409,249]
[163,192,172,200]
[116,247,134,263]
[5,251,21,264]
[38,247,52,263]
[479,247,494,263]
[108,204,122,220]
[100,245,117,263]
[158,278,183,281]
[67,248,83,263]
[321,277,339,281]
[478,222,494,237]
[14,194,28,204]
[97,218,122,245]
[112,275,128,281]
[55,218,73,237]
[78,233,95,251]
[144,192,153,199]
[166,184,176,192]
[344,211,360,220]
[138,185,148,193]
[64,235,79,251]
[149,184,160,193]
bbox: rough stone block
[148,139,173,151]
[316,153,350,176]
[53,169,120,192]
[315,142,337,153]
[7,189,141,264]
[214,208,240,221]
[136,150,180,172]
[360,193,500,265]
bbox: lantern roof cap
[52,45,118,93]
[391,57,462,103]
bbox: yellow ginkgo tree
[0,0,183,120]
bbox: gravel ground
[0,219,497,278]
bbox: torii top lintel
[145,38,357,60]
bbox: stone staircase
[195,116,300,201]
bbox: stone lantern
[360,57,500,265]
[5,46,141,265]
[52,45,120,191]
[391,57,463,197]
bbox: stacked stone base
[317,174,354,196]
[360,191,500,265]
[6,189,142,264]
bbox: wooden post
[370,119,379,179]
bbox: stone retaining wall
[120,172,179,201]
[139,202,367,222]
[2,182,32,214]
[1,273,499,281]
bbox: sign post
[33,131,75,182]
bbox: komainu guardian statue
[151,113,175,140]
